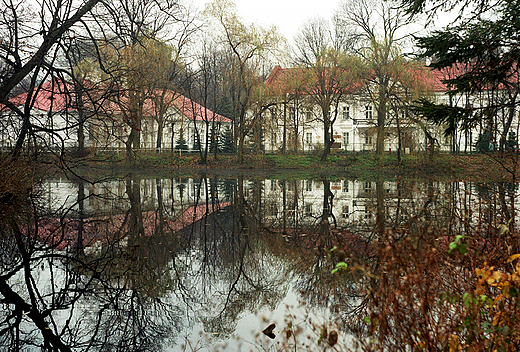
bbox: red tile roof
[2,80,231,124]
[171,94,231,123]
[101,89,231,123]
[428,63,520,92]
[265,63,517,95]
[0,79,78,113]
[265,65,365,96]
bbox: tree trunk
[283,102,287,155]
[156,120,163,153]
[126,127,135,161]
[320,113,332,162]
[376,88,386,155]
[11,114,31,160]
[76,90,86,157]
[75,180,85,257]
[237,113,245,163]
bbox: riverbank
[67,151,518,181]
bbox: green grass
[69,150,490,183]
[265,154,321,168]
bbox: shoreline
[60,153,519,182]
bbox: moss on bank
[60,150,519,183]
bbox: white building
[0,80,82,150]
[263,64,520,154]
[0,80,232,153]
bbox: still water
[2,175,518,351]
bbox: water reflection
[1,175,518,351]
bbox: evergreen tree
[411,0,520,151]
[192,133,201,152]
[209,127,219,153]
[219,126,235,153]
[175,131,188,151]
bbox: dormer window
[365,105,373,119]
[343,106,350,119]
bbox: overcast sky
[188,0,344,42]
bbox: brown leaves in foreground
[345,225,520,352]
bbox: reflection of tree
[340,180,520,351]
[181,177,291,339]
[6,175,519,350]
[126,174,145,241]
[0,175,184,351]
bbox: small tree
[219,126,235,153]
[175,131,189,151]
[192,133,201,152]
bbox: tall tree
[412,0,520,152]
[185,35,228,163]
[337,0,417,156]
[294,18,366,161]
[205,0,283,163]
[91,0,186,161]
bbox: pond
[2,174,519,351]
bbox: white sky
[188,0,344,42]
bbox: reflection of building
[44,178,234,217]
[40,177,419,246]
[41,178,413,227]
[42,177,520,246]
[262,179,400,230]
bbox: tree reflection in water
[1,175,520,351]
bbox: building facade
[263,64,520,154]
[0,81,232,153]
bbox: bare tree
[86,0,187,161]
[205,0,283,163]
[294,18,366,161]
[337,0,417,156]
[0,0,105,159]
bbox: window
[270,179,277,191]
[364,181,372,191]
[343,106,350,119]
[365,105,373,119]
[342,205,349,218]
[342,180,349,193]
[268,203,278,217]
[365,134,372,145]
[306,132,312,147]
[343,132,349,146]
[305,204,313,217]
[289,107,295,119]
[306,180,312,192]
[306,111,312,121]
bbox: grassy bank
[65,150,518,182]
